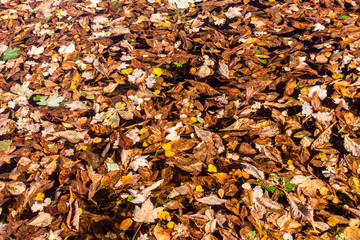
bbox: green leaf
[37,92,65,107]
[127,195,134,201]
[2,47,20,61]
[278,189,285,197]
[111,0,118,5]
[249,231,257,238]
[86,94,95,100]
[335,233,349,240]
[255,50,262,55]
[0,140,12,151]
[173,62,183,67]
[107,162,120,172]
[72,56,80,61]
[47,143,55,149]
[339,15,350,20]
[158,196,171,206]
[260,59,268,65]
[33,95,42,101]
[261,184,276,193]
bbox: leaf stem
[132,222,143,240]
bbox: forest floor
[1,0,360,239]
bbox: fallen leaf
[133,198,164,223]
[197,194,226,205]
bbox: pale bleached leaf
[220,118,255,131]
[287,194,314,225]
[28,212,53,227]
[194,125,212,142]
[133,198,163,223]
[64,100,91,111]
[129,179,164,204]
[197,194,226,205]
[196,64,212,78]
[256,197,284,213]
[51,130,88,143]
[58,42,75,54]
[218,62,229,78]
[344,135,360,156]
[6,181,26,195]
[241,162,265,180]
[311,123,335,149]
[313,221,330,232]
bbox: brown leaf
[188,80,219,96]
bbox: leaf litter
[1,0,360,239]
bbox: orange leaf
[119,218,133,231]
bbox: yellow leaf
[153,68,163,77]
[190,117,198,123]
[35,192,45,201]
[157,210,170,220]
[153,90,160,95]
[121,176,131,186]
[162,142,173,151]
[121,68,133,75]
[319,187,329,195]
[349,176,360,195]
[208,164,217,173]
[327,216,339,227]
[344,227,360,240]
[70,71,82,90]
[159,21,171,28]
[167,221,175,228]
[196,185,204,192]
[165,150,175,157]
[189,67,197,74]
[93,137,102,143]
[324,52,332,58]
[332,73,343,79]
[241,170,250,179]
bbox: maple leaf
[37,92,65,107]
[132,198,163,223]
